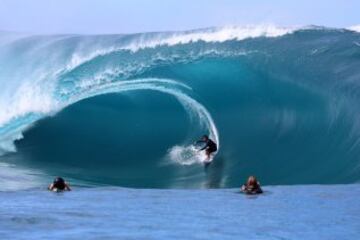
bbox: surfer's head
[247,176,258,186]
[54,177,65,185]
[53,177,66,190]
[202,135,209,141]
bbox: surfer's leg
[206,147,217,159]
[205,149,211,160]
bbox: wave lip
[39,24,299,76]
[0,24,298,74]
[124,24,298,50]
[348,24,360,32]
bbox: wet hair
[247,176,259,186]
[202,135,209,140]
[53,177,66,190]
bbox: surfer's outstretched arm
[48,183,54,191]
[199,145,208,151]
[64,183,71,191]
[195,139,207,151]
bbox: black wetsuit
[199,139,217,153]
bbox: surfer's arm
[64,183,71,191]
[195,140,207,151]
[199,144,209,151]
[48,183,54,190]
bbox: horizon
[0,0,359,34]
[1,24,360,37]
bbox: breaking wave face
[1,25,360,189]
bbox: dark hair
[202,135,209,139]
[54,177,64,183]
[247,176,259,188]
[53,177,66,190]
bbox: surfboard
[50,188,64,193]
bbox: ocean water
[0,25,360,238]
[1,26,360,188]
[1,185,359,239]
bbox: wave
[348,24,360,32]
[0,24,348,130]
[68,78,220,165]
[0,78,220,159]
[1,25,360,188]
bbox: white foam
[60,25,297,73]
[0,77,58,128]
[348,25,360,32]
[168,145,201,166]
[168,145,214,166]
[125,25,296,51]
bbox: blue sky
[0,0,359,34]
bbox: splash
[348,24,360,32]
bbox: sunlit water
[1,184,359,239]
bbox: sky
[0,0,359,34]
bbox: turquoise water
[1,27,360,188]
[1,185,359,239]
[1,25,360,239]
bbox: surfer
[241,176,263,194]
[196,135,217,161]
[48,177,71,192]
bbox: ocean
[1,185,359,239]
[0,25,359,238]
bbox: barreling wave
[0,77,219,159]
[66,78,220,166]
[1,25,360,188]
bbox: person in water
[196,135,218,160]
[48,177,71,191]
[241,176,263,194]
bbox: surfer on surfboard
[195,135,217,162]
